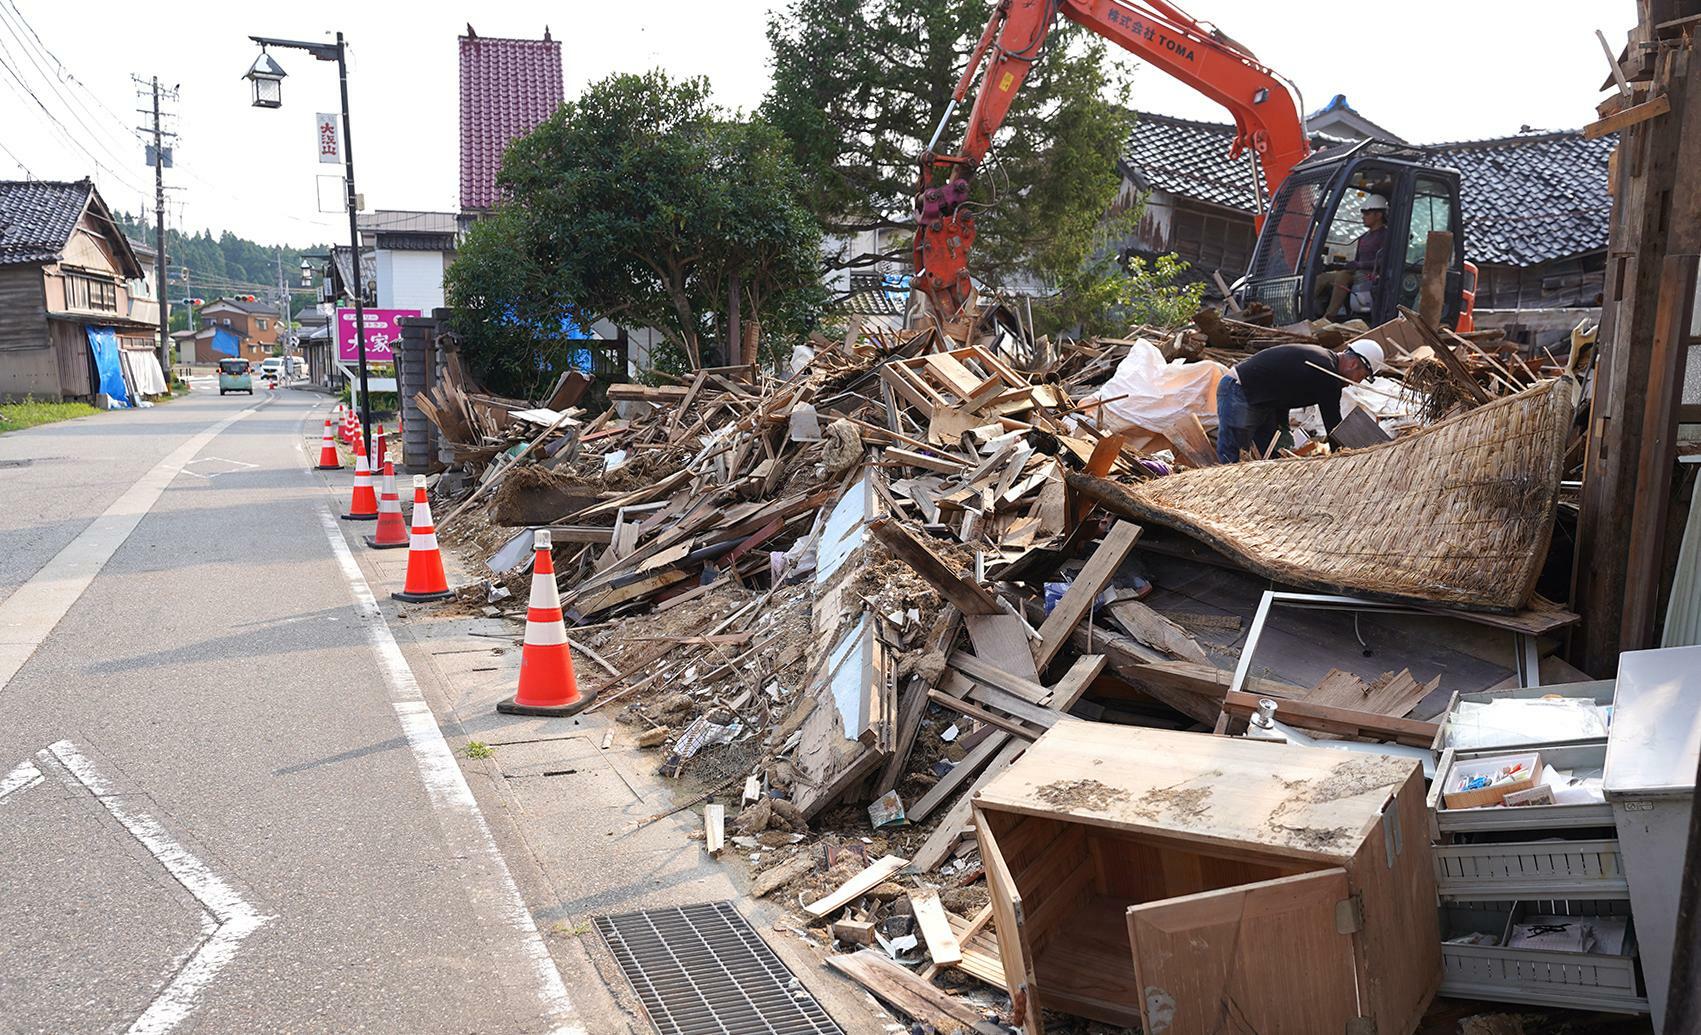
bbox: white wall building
[357,210,458,312]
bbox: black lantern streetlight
[243,32,375,456]
[243,49,286,109]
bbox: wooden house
[0,179,159,401]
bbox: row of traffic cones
[316,409,594,717]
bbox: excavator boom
[914,0,1310,317]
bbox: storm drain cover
[595,901,843,1035]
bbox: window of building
[257,318,268,331]
[223,318,232,326]
[64,272,117,312]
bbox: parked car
[217,358,253,395]
[260,357,284,381]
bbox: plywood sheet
[975,722,1416,862]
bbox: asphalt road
[0,385,586,1034]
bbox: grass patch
[463,740,494,760]
[0,398,101,433]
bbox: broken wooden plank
[803,854,908,917]
[1032,520,1142,671]
[750,853,814,898]
[1103,598,1210,665]
[704,804,725,857]
[869,517,1000,615]
[824,950,984,1032]
[948,650,1050,704]
[1328,406,1394,450]
[907,888,963,966]
[1303,667,1440,719]
[832,918,876,945]
[928,689,1047,739]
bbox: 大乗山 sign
[335,308,419,362]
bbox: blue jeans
[1215,375,1283,463]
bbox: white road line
[0,401,270,692]
[315,509,585,1035]
[0,759,42,801]
[44,740,272,1035]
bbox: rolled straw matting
[1069,378,1579,612]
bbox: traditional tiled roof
[1306,94,1406,144]
[1430,130,1615,266]
[202,297,276,315]
[0,179,94,266]
[1121,114,1614,268]
[458,33,563,212]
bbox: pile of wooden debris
[410,304,1591,1033]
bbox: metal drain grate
[595,901,844,1035]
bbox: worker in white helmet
[1319,193,1391,319]
[1215,340,1388,462]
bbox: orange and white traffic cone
[392,476,453,602]
[334,405,349,443]
[374,428,388,467]
[343,452,378,520]
[314,418,343,470]
[498,530,593,716]
[364,461,409,549]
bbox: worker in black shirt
[1214,341,1386,463]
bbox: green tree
[446,70,824,378]
[762,0,1133,290]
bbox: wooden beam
[1032,520,1142,671]
[907,889,963,966]
[948,650,1050,704]
[703,803,725,856]
[1585,92,1671,139]
[824,950,984,1032]
[868,517,1000,615]
[927,689,1044,739]
[907,731,1008,822]
[1621,253,1697,651]
[1219,691,1439,747]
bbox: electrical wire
[0,0,136,138]
[0,2,141,176]
[0,51,148,195]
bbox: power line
[0,0,138,140]
[0,1,141,173]
[0,50,148,194]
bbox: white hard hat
[1362,193,1388,211]
[1348,340,1387,372]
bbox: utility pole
[150,77,169,379]
[276,250,289,374]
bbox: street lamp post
[244,32,373,454]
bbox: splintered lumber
[1303,667,1440,719]
[909,654,1105,871]
[703,804,725,857]
[1103,598,1210,664]
[907,889,963,966]
[1072,623,1303,726]
[927,689,1049,739]
[750,853,814,898]
[1220,691,1438,747]
[908,732,1008,823]
[1584,92,1670,139]
[803,855,908,917]
[1032,520,1142,670]
[869,517,1000,616]
[943,908,1005,987]
[824,950,985,1032]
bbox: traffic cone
[498,530,593,716]
[314,419,343,470]
[342,453,378,520]
[334,405,350,443]
[392,476,453,602]
[374,428,388,467]
[364,461,409,549]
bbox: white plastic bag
[1078,339,1226,434]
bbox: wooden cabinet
[972,721,1440,1035]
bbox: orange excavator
[913,0,1475,331]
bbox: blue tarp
[210,326,240,357]
[85,326,129,406]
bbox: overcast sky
[0,0,1618,250]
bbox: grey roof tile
[1122,114,1613,267]
[0,179,92,266]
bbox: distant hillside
[112,211,332,330]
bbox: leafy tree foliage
[110,211,328,330]
[446,70,825,381]
[762,0,1133,290]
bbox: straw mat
[1069,378,1580,612]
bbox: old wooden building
[0,179,160,401]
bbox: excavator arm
[913,0,1310,317]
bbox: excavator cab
[1237,140,1467,328]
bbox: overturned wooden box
[972,722,1439,1035]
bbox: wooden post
[1619,254,1696,649]
[1417,230,1453,329]
[1574,18,1701,674]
